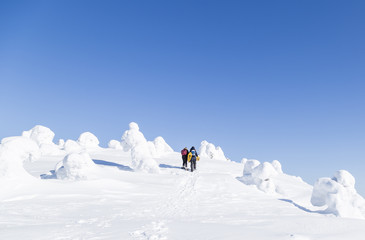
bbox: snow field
[1,122,365,239]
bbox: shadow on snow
[159,164,182,169]
[40,159,133,179]
[92,159,133,171]
[278,198,327,215]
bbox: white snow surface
[199,140,228,160]
[1,124,365,239]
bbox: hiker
[188,146,199,172]
[181,147,189,169]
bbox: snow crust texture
[311,170,365,219]
[199,140,228,160]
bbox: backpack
[191,150,196,156]
[181,149,188,156]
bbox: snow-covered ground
[1,124,365,240]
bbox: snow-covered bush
[0,137,40,179]
[241,160,281,194]
[152,136,173,157]
[311,170,365,219]
[121,122,160,173]
[77,132,100,149]
[22,125,55,146]
[58,139,65,148]
[56,152,97,180]
[199,140,228,160]
[22,125,64,155]
[64,140,83,153]
[108,140,123,149]
[271,160,283,174]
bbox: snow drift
[311,170,365,219]
[199,140,228,160]
[121,122,160,173]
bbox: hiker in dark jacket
[188,146,199,172]
[181,147,189,169]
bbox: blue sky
[1,1,365,194]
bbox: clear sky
[1,1,364,194]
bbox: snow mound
[64,140,83,153]
[58,139,65,148]
[77,132,100,149]
[311,170,365,219]
[240,159,281,194]
[199,140,228,160]
[0,137,40,179]
[332,170,355,188]
[121,122,160,173]
[152,136,174,157]
[22,125,64,155]
[55,152,97,180]
[22,125,55,145]
[108,140,123,149]
[272,160,283,174]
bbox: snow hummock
[58,139,65,148]
[0,136,40,179]
[199,140,228,160]
[241,160,279,194]
[64,139,83,153]
[272,160,283,174]
[55,152,97,180]
[22,125,64,155]
[311,170,365,219]
[151,136,174,157]
[108,139,123,149]
[22,125,55,146]
[121,122,160,173]
[77,132,100,149]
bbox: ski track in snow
[130,171,200,240]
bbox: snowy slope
[1,124,365,240]
[0,148,364,240]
